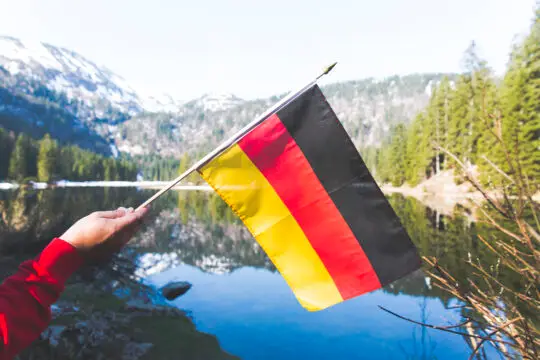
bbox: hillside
[0,35,457,160]
[117,74,455,157]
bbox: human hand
[60,207,149,261]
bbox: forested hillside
[374,11,539,188]
[0,81,114,155]
[116,73,452,157]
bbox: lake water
[0,188,501,359]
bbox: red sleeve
[0,238,83,359]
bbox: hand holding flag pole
[136,62,338,211]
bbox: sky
[0,0,537,100]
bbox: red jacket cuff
[34,238,84,284]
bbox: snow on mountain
[0,35,183,114]
[183,93,244,112]
[140,92,184,113]
[0,36,143,113]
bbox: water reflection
[0,188,509,359]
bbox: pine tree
[8,134,32,181]
[500,9,539,184]
[440,76,453,169]
[57,146,75,180]
[447,43,495,170]
[447,76,471,164]
[37,134,59,182]
[361,146,378,178]
[435,77,452,171]
[376,140,392,184]
[470,68,498,166]
[476,80,503,186]
[423,88,439,177]
[405,114,424,185]
[388,124,408,186]
[417,110,434,178]
[0,128,14,180]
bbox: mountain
[141,92,184,113]
[0,35,180,154]
[0,35,458,159]
[117,74,455,157]
[0,36,144,114]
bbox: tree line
[133,151,209,182]
[372,11,538,188]
[132,154,180,182]
[0,130,138,183]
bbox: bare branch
[377,305,517,347]
[468,318,523,360]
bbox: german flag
[198,85,421,311]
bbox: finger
[94,208,128,219]
[110,207,148,230]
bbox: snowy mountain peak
[1,35,247,116]
[191,93,244,112]
[0,35,144,114]
[0,35,185,114]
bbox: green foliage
[388,124,407,186]
[0,128,14,180]
[2,132,138,182]
[360,146,378,177]
[375,138,392,184]
[499,10,540,184]
[8,133,36,181]
[37,134,58,182]
[375,14,539,188]
[131,151,207,183]
[404,114,424,186]
[178,152,203,184]
[132,154,180,181]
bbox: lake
[0,188,501,359]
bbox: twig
[468,318,522,360]
[481,155,515,184]
[433,142,508,218]
[377,306,517,347]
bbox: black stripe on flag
[276,85,421,286]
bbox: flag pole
[136,62,337,210]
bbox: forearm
[0,239,83,359]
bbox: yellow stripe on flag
[199,144,343,311]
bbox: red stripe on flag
[238,114,382,299]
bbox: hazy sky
[0,0,536,100]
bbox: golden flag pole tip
[324,62,338,74]
[318,62,338,79]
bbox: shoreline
[381,170,540,215]
[2,176,537,215]
[381,183,483,215]
[380,170,493,215]
[0,181,213,191]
